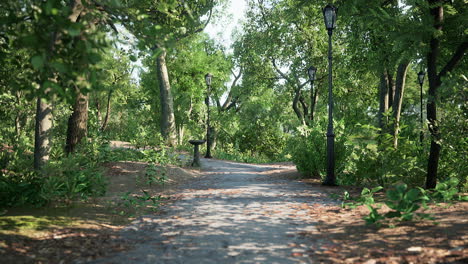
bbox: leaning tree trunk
[100,90,113,131]
[156,49,177,146]
[65,92,89,154]
[392,62,409,149]
[34,98,53,170]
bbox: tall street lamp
[322,4,337,186]
[204,73,213,158]
[417,70,425,144]
[308,66,317,120]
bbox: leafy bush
[289,121,351,180]
[347,125,426,187]
[40,158,106,203]
[0,171,46,209]
[213,148,273,164]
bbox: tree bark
[65,92,89,154]
[378,70,390,133]
[387,70,395,110]
[34,98,53,170]
[292,88,306,126]
[425,0,443,189]
[392,61,409,148]
[309,84,319,122]
[425,0,467,188]
[156,49,177,146]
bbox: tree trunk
[34,98,53,170]
[387,70,395,110]
[392,62,409,148]
[292,88,306,126]
[424,0,467,188]
[100,90,113,131]
[95,97,102,126]
[156,49,177,146]
[309,85,319,122]
[425,0,443,189]
[378,71,389,134]
[65,92,89,154]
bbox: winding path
[92,158,337,264]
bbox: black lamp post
[322,4,337,186]
[308,65,317,119]
[417,70,425,143]
[204,73,213,158]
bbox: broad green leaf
[386,189,402,201]
[405,188,421,202]
[31,55,44,70]
[384,211,401,218]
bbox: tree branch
[438,40,468,79]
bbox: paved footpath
[91,159,338,264]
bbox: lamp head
[417,71,425,85]
[308,66,317,82]
[323,4,337,31]
[205,73,213,86]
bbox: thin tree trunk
[292,88,306,126]
[95,98,102,127]
[156,49,177,146]
[378,71,389,134]
[387,70,395,110]
[100,90,113,131]
[310,84,319,122]
[299,97,309,125]
[65,92,89,154]
[34,98,53,170]
[14,92,23,136]
[392,62,409,148]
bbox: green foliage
[116,190,164,217]
[429,178,467,202]
[383,184,431,222]
[40,157,106,203]
[0,171,46,209]
[346,125,426,187]
[342,178,467,227]
[143,164,168,186]
[341,186,383,209]
[363,205,384,226]
[213,149,275,164]
[289,121,351,180]
[130,129,164,150]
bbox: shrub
[288,121,351,180]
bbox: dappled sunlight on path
[92,159,338,264]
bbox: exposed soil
[0,146,467,263]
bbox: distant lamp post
[204,73,213,158]
[417,70,425,143]
[308,65,317,83]
[322,4,337,186]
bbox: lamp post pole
[417,71,425,144]
[205,73,213,158]
[322,4,337,186]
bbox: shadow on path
[92,158,338,264]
